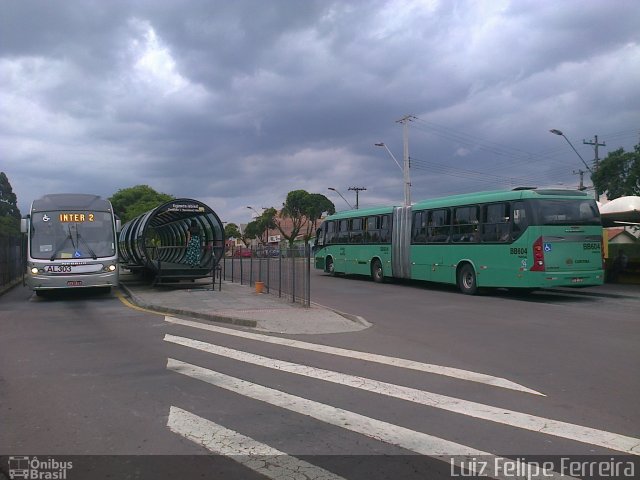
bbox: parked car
[233,247,253,258]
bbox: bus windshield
[528,198,600,226]
[30,211,116,260]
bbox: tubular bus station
[119,199,225,286]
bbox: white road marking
[167,360,574,479]
[168,357,488,456]
[165,334,640,456]
[168,406,348,480]
[164,315,543,395]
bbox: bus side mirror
[20,218,28,233]
[116,219,122,232]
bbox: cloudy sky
[2,0,639,224]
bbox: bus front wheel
[457,263,477,295]
[326,257,335,275]
[371,259,384,283]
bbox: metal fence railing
[0,236,23,290]
[221,244,311,307]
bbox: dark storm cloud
[1,0,639,222]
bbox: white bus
[21,193,120,295]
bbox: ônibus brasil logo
[8,456,72,479]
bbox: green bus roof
[324,188,592,221]
[324,205,395,221]
[412,188,591,210]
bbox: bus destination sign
[59,213,96,222]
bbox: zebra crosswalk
[162,315,639,479]
[168,406,349,480]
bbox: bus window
[427,209,450,243]
[452,206,479,243]
[350,218,363,243]
[412,211,426,244]
[529,199,600,226]
[512,202,528,240]
[325,221,336,244]
[315,227,324,247]
[380,215,391,243]
[337,219,349,243]
[365,216,380,243]
[482,203,510,243]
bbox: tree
[109,185,174,223]
[275,190,335,247]
[244,208,277,246]
[302,193,335,243]
[243,220,262,245]
[225,222,252,247]
[224,223,241,239]
[591,143,640,200]
[0,172,22,237]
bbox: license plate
[67,281,83,286]
[571,278,584,283]
[45,264,102,273]
[46,265,72,273]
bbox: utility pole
[348,187,367,209]
[583,135,605,200]
[583,135,605,171]
[397,115,415,206]
[573,169,586,191]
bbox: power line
[410,156,549,187]
[412,117,639,170]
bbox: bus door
[410,211,429,281]
[426,209,451,283]
[335,219,349,273]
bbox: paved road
[307,269,640,436]
[1,278,638,479]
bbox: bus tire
[326,256,335,275]
[457,263,477,295]
[371,259,384,283]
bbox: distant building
[605,227,640,284]
[607,227,639,244]
[242,213,326,248]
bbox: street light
[374,143,403,172]
[549,129,593,173]
[246,206,261,218]
[375,142,410,206]
[327,188,354,209]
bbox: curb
[0,278,22,297]
[118,283,258,328]
[309,300,372,328]
[541,287,638,300]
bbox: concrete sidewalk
[118,271,370,335]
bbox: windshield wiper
[76,231,98,260]
[49,234,72,261]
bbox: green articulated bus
[314,188,604,294]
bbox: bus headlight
[108,264,117,272]
[31,267,39,274]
